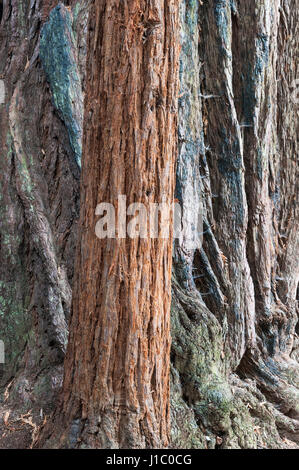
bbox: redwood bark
[41,0,180,449]
[1,0,298,451]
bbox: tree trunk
[0,0,81,410]
[39,0,180,449]
[0,0,298,450]
[170,0,299,449]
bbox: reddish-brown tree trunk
[40,0,180,449]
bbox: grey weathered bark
[0,0,81,411]
[0,0,298,449]
[171,0,299,449]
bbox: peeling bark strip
[40,0,180,449]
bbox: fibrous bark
[0,0,80,409]
[0,0,298,450]
[170,0,299,449]
[39,0,180,449]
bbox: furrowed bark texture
[170,0,299,449]
[0,0,81,409]
[0,0,298,450]
[40,0,180,449]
